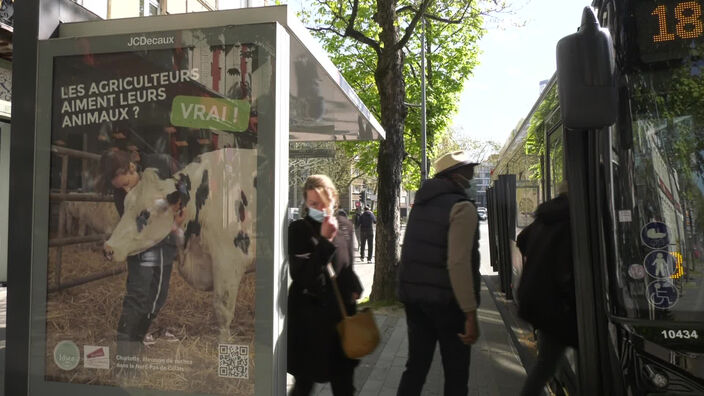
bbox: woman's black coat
[287,215,363,382]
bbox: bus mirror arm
[556,7,618,131]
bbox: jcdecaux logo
[128,35,175,47]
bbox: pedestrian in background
[287,174,364,396]
[516,181,577,396]
[397,150,481,396]
[358,205,376,262]
[353,208,362,251]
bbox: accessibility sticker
[647,280,679,310]
[643,250,676,279]
[641,222,669,249]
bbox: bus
[487,1,704,394]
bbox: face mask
[308,207,326,223]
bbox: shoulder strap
[327,264,349,318]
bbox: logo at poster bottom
[53,340,80,371]
[84,345,110,369]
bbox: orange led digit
[637,0,704,62]
[652,4,676,42]
[675,1,704,39]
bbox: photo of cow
[43,28,273,395]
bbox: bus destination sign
[636,0,704,62]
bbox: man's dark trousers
[360,229,373,261]
[397,301,470,396]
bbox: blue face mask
[308,207,326,223]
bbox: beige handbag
[329,265,380,359]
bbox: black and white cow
[103,148,257,341]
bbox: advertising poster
[515,183,539,229]
[43,26,274,395]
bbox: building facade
[471,155,496,208]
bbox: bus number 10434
[661,329,699,339]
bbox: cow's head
[104,169,186,261]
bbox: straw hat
[434,150,479,176]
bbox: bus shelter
[6,5,383,396]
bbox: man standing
[397,150,481,396]
[358,205,376,262]
[353,208,362,251]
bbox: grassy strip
[358,297,403,310]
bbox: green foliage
[289,141,367,194]
[299,1,486,190]
[628,50,704,238]
[524,84,558,180]
[433,129,500,172]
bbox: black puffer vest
[398,177,481,306]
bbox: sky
[451,0,591,145]
[279,0,589,147]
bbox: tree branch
[396,2,472,34]
[424,3,472,25]
[396,0,433,51]
[405,152,422,169]
[307,26,346,38]
[344,0,381,55]
[396,5,414,15]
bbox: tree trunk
[370,0,407,302]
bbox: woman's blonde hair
[302,174,338,215]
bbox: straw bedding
[44,243,256,395]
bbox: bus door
[486,187,500,273]
[0,120,8,284]
[489,174,517,299]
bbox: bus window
[612,57,704,326]
[548,127,565,199]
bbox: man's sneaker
[162,330,180,342]
[142,333,156,346]
[368,258,372,263]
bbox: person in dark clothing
[516,181,577,396]
[358,206,376,262]
[397,150,481,396]
[352,208,362,251]
[97,149,185,367]
[287,174,364,396]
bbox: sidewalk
[303,277,526,395]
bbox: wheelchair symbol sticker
[641,222,669,249]
[647,280,679,310]
[643,250,676,279]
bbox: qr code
[218,344,249,379]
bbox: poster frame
[26,20,289,396]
